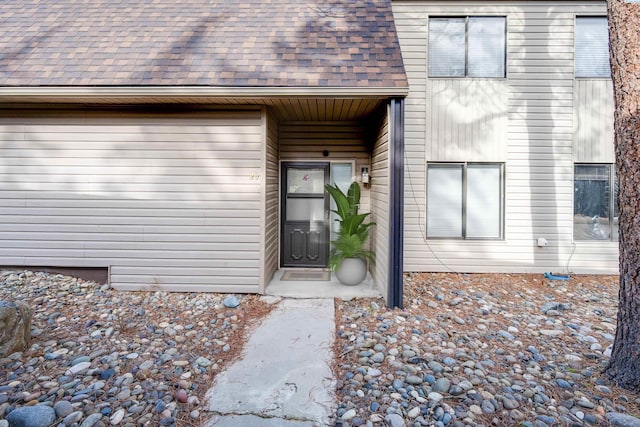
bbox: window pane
[287,168,325,194]
[330,163,353,240]
[468,17,506,77]
[574,164,611,240]
[330,163,352,193]
[286,197,324,221]
[575,17,610,78]
[466,165,501,238]
[427,165,463,237]
[428,18,466,77]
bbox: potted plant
[325,181,375,286]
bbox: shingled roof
[0,0,408,90]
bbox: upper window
[575,17,611,78]
[428,16,506,78]
[427,163,504,239]
[574,164,618,241]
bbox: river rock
[54,400,74,418]
[0,300,31,357]
[5,405,56,427]
[384,413,406,427]
[432,377,451,393]
[223,296,240,308]
[79,413,103,427]
[606,412,640,427]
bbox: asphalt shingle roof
[0,0,408,88]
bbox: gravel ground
[1,270,640,427]
[333,273,640,427]
[0,270,272,427]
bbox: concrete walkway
[204,298,336,427]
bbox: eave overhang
[0,86,409,104]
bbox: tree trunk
[604,0,640,392]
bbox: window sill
[428,76,507,80]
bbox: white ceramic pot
[335,257,367,286]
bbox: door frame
[278,160,357,269]
[280,161,331,268]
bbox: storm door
[281,162,330,267]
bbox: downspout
[388,97,405,308]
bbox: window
[575,17,611,78]
[427,163,503,239]
[329,163,353,241]
[428,16,506,78]
[574,164,618,241]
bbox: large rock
[606,412,640,427]
[0,300,31,357]
[5,405,56,427]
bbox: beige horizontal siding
[0,109,265,291]
[279,123,369,158]
[394,0,617,275]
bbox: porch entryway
[258,97,405,306]
[273,157,382,298]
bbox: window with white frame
[575,17,611,78]
[574,164,618,241]
[426,163,504,239]
[428,16,506,78]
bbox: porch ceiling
[0,96,385,121]
[265,97,385,121]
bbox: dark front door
[281,162,330,267]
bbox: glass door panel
[281,162,330,267]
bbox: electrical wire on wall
[404,150,457,273]
[565,241,577,276]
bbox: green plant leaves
[325,181,376,271]
[346,180,360,214]
[327,232,374,270]
[325,183,350,221]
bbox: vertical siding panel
[434,82,440,160]
[394,5,428,261]
[606,81,614,160]
[427,79,507,162]
[262,108,280,292]
[0,109,264,291]
[508,5,580,272]
[370,107,390,298]
[394,0,617,275]
[574,79,614,163]
[466,83,474,158]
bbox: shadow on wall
[1,266,108,284]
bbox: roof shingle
[0,0,408,89]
